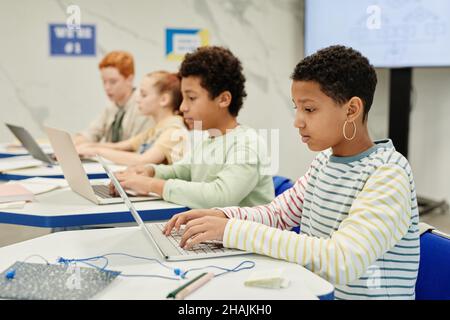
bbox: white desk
[0,187,189,228]
[0,226,334,300]
[0,162,123,181]
[0,143,53,158]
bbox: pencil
[166,272,208,299]
[175,272,214,300]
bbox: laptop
[44,126,159,205]
[99,156,249,261]
[5,123,95,165]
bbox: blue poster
[49,24,96,56]
[165,28,209,61]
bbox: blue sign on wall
[49,24,96,56]
[165,28,209,61]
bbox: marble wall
[0,0,449,205]
[0,0,315,179]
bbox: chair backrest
[415,229,450,300]
[273,176,294,196]
[272,176,300,234]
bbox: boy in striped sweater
[163,45,420,300]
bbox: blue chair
[272,176,300,234]
[273,176,294,196]
[415,227,450,300]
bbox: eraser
[244,267,290,289]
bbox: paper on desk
[0,201,26,209]
[17,177,68,187]
[0,142,26,155]
[7,177,68,195]
[0,157,43,172]
[0,142,48,155]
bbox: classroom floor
[0,224,51,248]
[1,206,450,248]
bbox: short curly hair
[291,45,377,121]
[179,46,247,117]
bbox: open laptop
[44,126,159,205]
[5,123,95,165]
[99,156,249,261]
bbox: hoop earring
[343,120,357,141]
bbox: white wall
[0,0,449,205]
[0,0,315,179]
[409,69,450,203]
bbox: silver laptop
[6,123,56,164]
[44,126,159,205]
[6,123,95,165]
[99,156,249,261]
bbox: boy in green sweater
[112,46,275,209]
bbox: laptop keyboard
[154,223,228,256]
[92,184,115,199]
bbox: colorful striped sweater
[219,140,420,300]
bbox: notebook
[0,156,43,172]
[0,183,34,203]
[7,177,68,196]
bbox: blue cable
[56,252,256,281]
[60,258,179,280]
[5,253,256,282]
[183,260,256,278]
[5,255,50,280]
[58,253,180,278]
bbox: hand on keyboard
[163,209,227,236]
[179,216,229,250]
[157,223,225,254]
[109,174,155,196]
